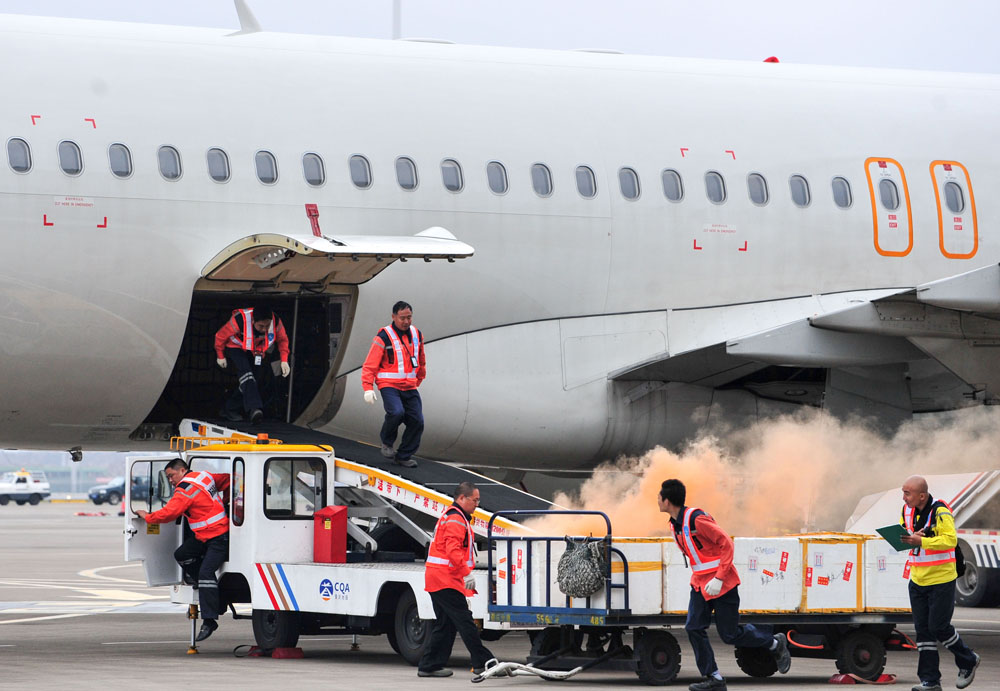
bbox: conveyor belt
[184,419,552,518]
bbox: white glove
[464,577,476,592]
[703,577,723,597]
[216,357,227,369]
[280,361,290,377]
[363,389,377,405]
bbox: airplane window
[944,181,965,214]
[441,159,463,192]
[705,171,726,204]
[58,140,83,176]
[619,167,640,200]
[576,165,596,199]
[157,146,181,181]
[487,161,508,195]
[349,155,372,189]
[255,150,278,185]
[662,169,683,202]
[831,176,853,209]
[302,153,325,186]
[878,178,899,211]
[789,175,810,207]
[7,138,31,173]
[531,163,552,197]
[396,156,418,190]
[108,143,132,178]
[207,148,230,183]
[747,173,768,205]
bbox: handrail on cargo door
[486,510,630,625]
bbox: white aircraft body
[2,14,999,469]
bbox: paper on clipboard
[876,524,912,552]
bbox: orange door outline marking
[930,160,978,260]
[865,157,913,257]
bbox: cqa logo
[319,578,350,601]
[319,579,334,601]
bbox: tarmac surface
[2,503,999,690]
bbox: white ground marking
[0,613,92,624]
[78,564,146,584]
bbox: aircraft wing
[610,265,1000,423]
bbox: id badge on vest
[254,355,262,366]
[411,356,418,368]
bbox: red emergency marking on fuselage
[680,148,689,157]
[693,239,702,250]
[97,217,107,228]
[738,241,748,252]
[725,150,735,160]
[255,563,280,609]
[84,118,96,128]
[30,115,40,125]
[305,203,321,237]
[42,215,53,227]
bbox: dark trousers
[175,532,229,621]
[909,579,977,684]
[418,588,494,673]
[686,585,773,678]
[380,387,424,460]
[224,348,269,416]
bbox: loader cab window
[232,458,245,527]
[128,460,173,515]
[263,457,326,520]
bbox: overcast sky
[2,0,998,73]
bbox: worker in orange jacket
[214,306,291,425]
[361,300,425,468]
[658,479,790,691]
[137,458,230,642]
[417,482,495,678]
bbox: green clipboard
[876,524,912,552]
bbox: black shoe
[772,632,791,674]
[249,409,263,425]
[417,669,452,678]
[195,619,218,642]
[394,456,417,468]
[689,677,727,691]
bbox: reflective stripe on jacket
[425,505,474,595]
[213,308,290,362]
[361,324,426,392]
[669,506,740,600]
[901,499,958,586]
[144,470,230,542]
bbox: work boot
[417,669,453,678]
[380,444,396,459]
[195,619,218,642]
[910,683,942,691]
[689,677,726,691]
[249,409,263,425]
[394,456,417,468]
[772,632,791,674]
[957,652,980,689]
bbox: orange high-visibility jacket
[425,505,475,595]
[670,507,741,600]
[361,324,425,392]
[144,471,230,542]
[214,308,289,362]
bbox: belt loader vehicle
[125,419,915,684]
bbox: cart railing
[486,510,630,625]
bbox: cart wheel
[835,630,885,681]
[633,629,681,686]
[735,645,778,677]
[252,609,300,649]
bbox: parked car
[0,470,51,505]
[89,476,147,505]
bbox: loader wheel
[956,542,1000,607]
[835,630,885,681]
[251,609,300,650]
[393,589,429,666]
[633,629,681,685]
[735,645,778,677]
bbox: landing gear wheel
[633,629,681,686]
[735,645,778,677]
[835,630,885,681]
[393,589,429,666]
[251,609,300,649]
[106,492,121,505]
[956,542,1000,607]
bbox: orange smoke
[525,407,1000,537]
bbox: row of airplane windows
[3,137,969,216]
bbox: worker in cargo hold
[417,482,496,678]
[658,479,791,691]
[900,475,980,691]
[214,306,290,425]
[136,458,230,642]
[361,300,425,468]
